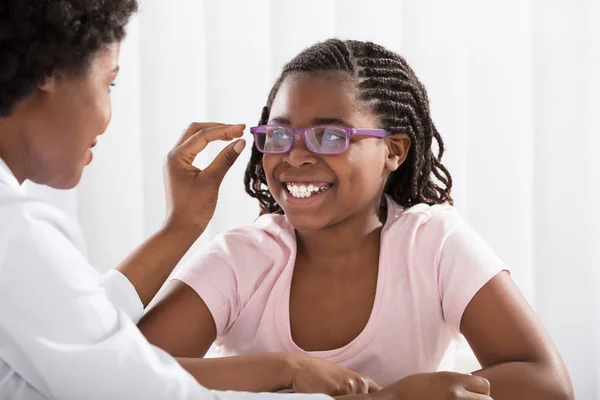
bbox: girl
[139,39,573,400]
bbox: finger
[344,376,369,394]
[461,374,491,395]
[462,391,493,400]
[203,139,246,183]
[365,377,382,393]
[174,122,225,148]
[176,124,245,163]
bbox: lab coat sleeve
[99,269,144,323]
[0,201,330,400]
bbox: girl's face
[262,71,409,231]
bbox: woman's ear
[38,74,57,93]
[385,133,411,172]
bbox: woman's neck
[0,117,29,184]
[295,201,387,272]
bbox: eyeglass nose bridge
[285,130,311,154]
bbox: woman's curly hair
[0,0,138,116]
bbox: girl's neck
[295,199,387,272]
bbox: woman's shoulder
[0,187,85,253]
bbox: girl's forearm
[473,360,574,400]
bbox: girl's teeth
[286,183,330,199]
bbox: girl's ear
[385,133,411,172]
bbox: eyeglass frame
[249,125,392,155]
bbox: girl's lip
[282,181,333,188]
[279,177,334,185]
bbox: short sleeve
[415,207,509,331]
[172,224,285,337]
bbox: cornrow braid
[244,39,453,215]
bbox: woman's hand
[115,122,245,306]
[287,353,381,396]
[362,372,491,400]
[163,122,246,231]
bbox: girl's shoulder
[384,195,465,239]
[201,213,295,260]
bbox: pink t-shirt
[174,195,508,386]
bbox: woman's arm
[114,122,246,308]
[463,271,573,400]
[139,281,379,395]
[177,353,299,392]
[115,223,203,308]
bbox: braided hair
[244,39,453,215]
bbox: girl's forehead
[270,72,370,125]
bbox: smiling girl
[139,39,573,400]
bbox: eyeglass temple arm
[352,129,392,138]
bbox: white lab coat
[0,158,329,400]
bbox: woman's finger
[204,139,246,184]
[174,124,245,164]
[173,122,224,148]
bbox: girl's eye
[271,129,291,140]
[324,129,345,141]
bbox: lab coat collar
[0,156,25,194]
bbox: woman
[0,1,389,399]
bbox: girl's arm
[138,281,217,357]
[138,281,379,395]
[333,272,573,400]
[462,271,573,400]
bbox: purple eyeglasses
[250,125,391,155]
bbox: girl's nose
[283,134,318,167]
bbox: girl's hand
[163,122,246,231]
[288,353,381,396]
[369,372,492,400]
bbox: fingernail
[232,123,246,128]
[233,139,246,153]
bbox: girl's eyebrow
[267,117,352,126]
[268,117,290,125]
[312,117,351,127]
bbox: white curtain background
[23,0,600,397]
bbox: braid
[243,106,278,212]
[244,39,453,214]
